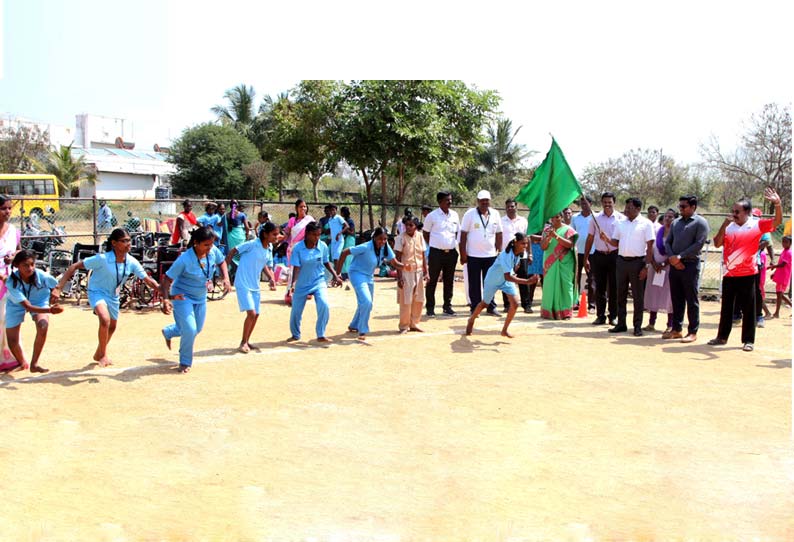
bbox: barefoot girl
[54,228,158,367]
[466,232,538,338]
[287,221,342,343]
[2,250,63,373]
[161,226,230,373]
[336,227,404,341]
[225,222,279,352]
[768,235,792,318]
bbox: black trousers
[590,251,618,320]
[575,252,595,308]
[719,275,757,344]
[669,261,701,335]
[502,257,530,310]
[426,247,457,311]
[616,256,646,329]
[467,255,497,310]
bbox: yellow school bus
[0,174,61,217]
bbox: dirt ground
[0,279,792,541]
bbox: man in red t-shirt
[709,188,783,351]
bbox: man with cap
[460,190,503,315]
[422,191,460,316]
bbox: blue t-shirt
[84,251,147,297]
[328,215,345,259]
[291,240,330,291]
[486,249,521,285]
[5,269,58,308]
[166,245,225,302]
[234,239,273,291]
[198,213,222,230]
[347,240,395,281]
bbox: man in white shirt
[460,190,503,315]
[422,191,460,316]
[571,196,595,313]
[584,191,625,326]
[500,198,531,312]
[600,197,655,336]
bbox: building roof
[72,147,175,176]
[72,147,170,161]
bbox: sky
[1,0,792,177]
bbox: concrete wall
[79,172,163,199]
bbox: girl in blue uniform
[335,227,404,341]
[287,222,342,343]
[161,226,230,373]
[226,222,279,353]
[3,250,63,373]
[466,232,538,338]
[54,228,158,367]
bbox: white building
[72,146,174,199]
[0,113,75,148]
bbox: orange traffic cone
[576,289,588,318]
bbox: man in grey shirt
[663,194,710,342]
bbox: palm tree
[478,118,534,179]
[211,84,257,135]
[34,144,97,196]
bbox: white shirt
[500,214,528,251]
[588,211,625,252]
[461,207,502,258]
[571,212,594,254]
[422,208,460,250]
[612,215,655,257]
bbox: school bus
[0,174,61,217]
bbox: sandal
[742,343,754,352]
[707,338,727,346]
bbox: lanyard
[478,210,490,232]
[19,272,35,300]
[114,256,128,289]
[195,248,211,280]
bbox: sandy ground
[0,279,792,541]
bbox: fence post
[358,202,363,234]
[92,196,98,245]
[19,199,25,231]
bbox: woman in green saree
[540,212,578,320]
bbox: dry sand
[1,279,792,541]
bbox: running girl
[335,227,404,341]
[287,221,342,343]
[2,250,63,373]
[466,232,539,338]
[225,222,279,353]
[161,226,230,374]
[54,228,158,367]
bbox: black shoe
[608,325,628,333]
[592,317,606,325]
[633,328,643,337]
[426,310,436,318]
[523,306,532,314]
[486,308,501,317]
[608,318,618,326]
[442,306,456,316]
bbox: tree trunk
[380,170,388,229]
[311,173,320,202]
[362,169,375,230]
[391,163,406,233]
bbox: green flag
[515,138,583,234]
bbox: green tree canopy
[167,123,260,200]
[33,144,97,196]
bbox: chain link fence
[13,197,791,297]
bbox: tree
[168,123,260,200]
[700,103,792,212]
[211,84,257,137]
[34,144,97,196]
[0,125,50,173]
[268,80,341,201]
[335,80,498,229]
[580,148,691,208]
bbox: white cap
[476,190,492,200]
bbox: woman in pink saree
[283,199,314,302]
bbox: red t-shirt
[723,218,774,277]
